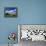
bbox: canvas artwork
[4,7,17,17]
[18,25,46,41]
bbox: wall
[0,0,46,44]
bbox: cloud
[5,9,16,14]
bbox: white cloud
[5,9,16,14]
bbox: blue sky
[5,7,17,11]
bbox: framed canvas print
[4,7,17,17]
[18,24,46,41]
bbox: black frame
[4,7,18,18]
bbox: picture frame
[4,7,17,17]
[18,24,46,41]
